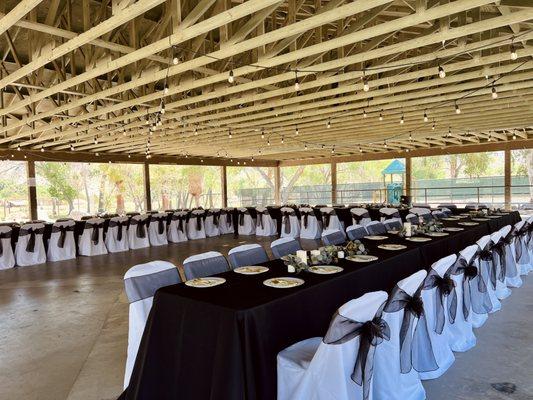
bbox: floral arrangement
[469,210,486,218]
[281,254,309,274]
[310,245,338,265]
[343,240,368,256]
[416,219,444,234]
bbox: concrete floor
[0,235,531,400]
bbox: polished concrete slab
[0,235,531,400]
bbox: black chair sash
[207,210,220,227]
[300,210,313,229]
[256,209,270,230]
[323,304,389,400]
[220,210,233,229]
[423,269,457,334]
[19,226,45,253]
[238,209,250,226]
[452,255,489,320]
[171,214,187,233]
[108,220,127,241]
[85,222,104,245]
[281,210,296,234]
[150,216,166,235]
[51,224,75,248]
[515,224,530,263]
[351,211,370,224]
[321,210,336,230]
[188,213,204,231]
[0,230,12,257]
[380,210,400,220]
[129,218,147,239]
[384,286,438,374]
[478,242,497,290]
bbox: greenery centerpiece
[343,240,368,256]
[416,219,444,234]
[281,254,309,274]
[469,210,486,218]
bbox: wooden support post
[331,161,337,204]
[405,156,412,197]
[144,162,152,211]
[221,166,228,208]
[274,166,281,205]
[504,149,511,209]
[27,160,38,220]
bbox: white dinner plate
[487,215,502,219]
[234,266,269,275]
[460,213,471,217]
[405,237,432,242]
[378,244,407,251]
[458,222,479,226]
[364,235,388,241]
[263,277,305,288]
[308,265,343,275]
[471,218,489,222]
[441,217,460,221]
[425,232,449,237]
[387,230,400,235]
[185,277,226,288]
[444,227,464,232]
[346,254,379,263]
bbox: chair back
[346,224,367,241]
[182,251,229,280]
[47,219,76,262]
[431,254,457,277]
[271,237,301,258]
[397,270,427,297]
[228,244,269,268]
[365,221,387,235]
[15,222,46,266]
[383,219,402,231]
[459,244,479,265]
[0,225,15,269]
[321,229,345,246]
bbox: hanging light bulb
[160,101,166,114]
[261,129,265,139]
[95,152,99,157]
[379,111,383,121]
[304,144,308,150]
[331,146,335,154]
[409,132,412,141]
[145,116,150,125]
[228,130,232,139]
[488,134,493,142]
[363,79,369,92]
[510,43,518,60]
[251,156,254,162]
[359,146,363,153]
[164,83,169,95]
[128,154,131,158]
[267,139,271,146]
[363,109,367,118]
[17,144,21,151]
[173,55,180,65]
[447,127,451,137]
[491,85,498,99]
[400,113,404,124]
[326,119,331,129]
[40,146,45,152]
[384,141,388,148]
[423,111,428,122]
[512,132,517,140]
[455,102,461,114]
[295,126,299,136]
[281,136,284,144]
[438,65,446,78]
[228,70,234,83]
[294,72,300,91]
[194,127,198,135]
[70,143,74,151]
[432,120,436,130]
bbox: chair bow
[19,227,43,253]
[323,309,390,400]
[453,256,480,320]
[108,220,125,241]
[423,271,457,334]
[0,230,12,257]
[282,210,295,234]
[87,222,103,245]
[321,211,333,230]
[352,212,369,224]
[52,224,74,248]
[491,241,507,284]
[256,209,269,230]
[130,218,147,239]
[238,209,250,226]
[384,286,438,374]
[300,210,312,229]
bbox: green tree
[37,162,77,213]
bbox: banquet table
[120,211,520,400]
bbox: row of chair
[276,217,532,399]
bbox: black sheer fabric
[0,229,12,256]
[129,219,147,239]
[207,210,220,227]
[108,220,127,241]
[384,285,438,374]
[51,224,75,248]
[380,211,400,220]
[281,210,296,234]
[351,211,370,224]
[170,214,186,233]
[300,210,313,229]
[423,269,457,334]
[323,302,389,400]
[238,209,250,226]
[515,223,530,264]
[500,230,519,279]
[479,243,496,290]
[255,210,269,230]
[193,213,204,231]
[18,226,45,252]
[85,222,104,245]
[452,254,492,319]
[220,210,233,228]
[321,210,336,230]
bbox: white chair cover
[280,207,300,238]
[350,208,371,227]
[383,218,403,231]
[320,207,344,232]
[47,219,76,262]
[167,211,188,243]
[78,217,108,256]
[106,216,130,253]
[237,208,255,236]
[0,226,15,269]
[405,213,418,224]
[271,237,301,259]
[148,213,168,246]
[228,244,268,268]
[204,209,221,237]
[182,251,229,280]
[277,291,389,400]
[379,207,400,222]
[128,214,151,249]
[219,209,235,235]
[255,207,277,237]
[373,270,429,400]
[15,222,47,266]
[499,225,522,288]
[322,229,346,246]
[365,221,387,235]
[513,220,531,275]
[346,224,367,241]
[299,207,322,240]
[409,208,433,222]
[419,254,457,380]
[489,230,511,301]
[123,261,181,388]
[476,234,501,314]
[187,209,207,240]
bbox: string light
[164,83,169,95]
[384,141,388,148]
[95,153,99,157]
[17,144,20,151]
[359,146,363,153]
[400,113,404,124]
[447,127,451,137]
[194,127,198,135]
[160,101,166,114]
[267,139,270,146]
[362,71,369,92]
[363,109,367,118]
[228,70,234,83]
[173,56,180,65]
[261,129,265,139]
[432,119,436,130]
[326,119,331,129]
[145,116,150,125]
[40,146,45,152]
[281,136,284,144]
[331,146,335,154]
[512,132,517,140]
[379,111,383,121]
[128,154,131,158]
[455,101,461,114]
[228,130,232,139]
[510,43,518,60]
[423,110,428,122]
[251,156,254,161]
[294,71,300,91]
[70,143,74,151]
[304,144,308,150]
[438,65,446,78]
[491,85,498,99]
[295,126,299,136]
[409,132,412,141]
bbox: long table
[120,211,520,400]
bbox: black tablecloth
[120,212,520,400]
